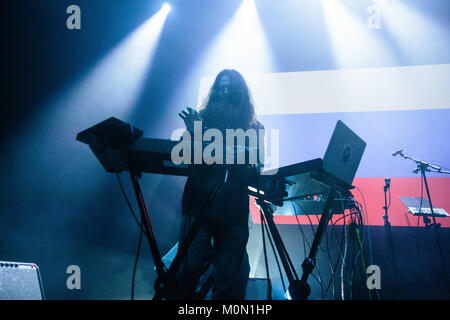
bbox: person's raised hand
[178,106,202,132]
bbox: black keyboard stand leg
[299,188,337,299]
[152,178,224,300]
[129,172,166,296]
[257,199,310,300]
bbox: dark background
[1,0,449,299]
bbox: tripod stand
[394,150,450,295]
[251,177,352,300]
[129,168,226,300]
[382,178,400,293]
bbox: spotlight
[162,3,171,13]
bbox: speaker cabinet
[0,261,44,300]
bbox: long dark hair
[199,69,257,129]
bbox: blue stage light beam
[4,3,173,199]
[372,0,450,63]
[53,3,171,125]
[320,0,394,69]
[161,0,276,138]
[198,0,276,76]
[162,3,171,14]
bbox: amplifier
[0,261,44,300]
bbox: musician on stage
[176,69,264,299]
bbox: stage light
[192,0,276,114]
[371,0,449,62]
[20,2,173,180]
[162,0,275,138]
[320,0,393,68]
[161,3,171,14]
[8,4,173,237]
[47,3,171,126]
[197,0,275,76]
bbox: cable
[290,191,372,300]
[260,207,272,300]
[348,199,371,299]
[323,207,349,300]
[293,200,328,257]
[312,259,325,299]
[292,200,325,295]
[131,228,143,300]
[261,212,287,296]
[116,173,145,233]
[324,216,335,299]
[290,201,318,297]
[347,198,384,300]
[323,224,346,299]
[293,203,313,250]
[293,196,351,300]
[116,173,147,300]
[340,213,348,300]
[331,211,359,226]
[293,209,320,297]
[355,187,374,268]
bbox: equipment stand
[382,179,400,293]
[129,171,166,282]
[299,187,338,298]
[129,170,224,300]
[418,164,450,294]
[395,150,450,297]
[257,199,310,299]
[255,185,346,300]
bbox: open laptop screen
[323,120,366,186]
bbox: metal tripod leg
[152,178,225,300]
[421,168,450,294]
[300,187,337,298]
[257,200,310,300]
[129,172,166,282]
[153,216,205,300]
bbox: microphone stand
[382,178,400,294]
[395,151,450,295]
[397,151,450,227]
[382,178,391,227]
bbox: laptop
[399,196,450,217]
[265,120,366,215]
[322,120,366,186]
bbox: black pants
[175,214,250,300]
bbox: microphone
[384,177,391,188]
[392,149,403,157]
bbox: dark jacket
[182,121,264,226]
